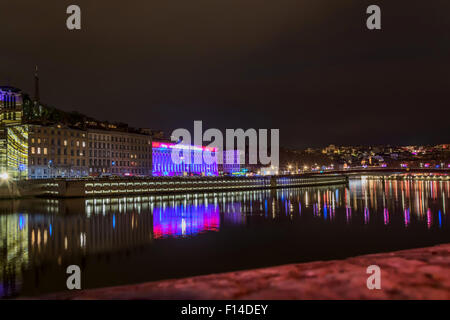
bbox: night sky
[1,1,449,148]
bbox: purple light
[404,208,410,227]
[152,143,218,176]
[153,203,220,238]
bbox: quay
[0,173,348,199]
[367,173,450,181]
[35,243,450,300]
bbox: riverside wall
[0,174,348,199]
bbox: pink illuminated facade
[152,141,218,176]
[153,203,220,239]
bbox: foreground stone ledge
[37,244,450,300]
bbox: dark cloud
[1,0,449,148]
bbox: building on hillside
[28,124,88,178]
[107,130,152,177]
[0,76,155,179]
[27,125,153,179]
[0,86,24,126]
[88,129,111,176]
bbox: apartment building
[28,124,88,178]
[109,131,152,176]
[88,130,112,175]
[0,83,153,179]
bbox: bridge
[311,167,450,175]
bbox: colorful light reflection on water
[0,176,449,298]
[153,204,220,239]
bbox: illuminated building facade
[1,126,29,179]
[0,87,28,179]
[152,141,218,176]
[0,86,24,126]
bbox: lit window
[37,147,41,154]
[64,140,67,146]
[31,147,35,154]
[43,148,48,155]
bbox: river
[1,175,449,298]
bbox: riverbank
[3,170,449,199]
[0,174,348,199]
[37,243,450,300]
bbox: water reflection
[0,176,449,298]
[153,204,220,239]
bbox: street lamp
[0,172,9,181]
